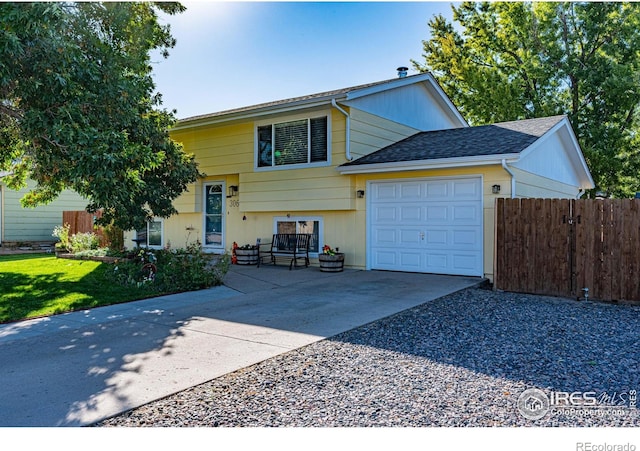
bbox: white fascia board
[172,96,347,131]
[337,154,520,175]
[559,120,595,188]
[516,118,595,188]
[345,73,434,99]
[347,73,468,128]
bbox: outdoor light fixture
[357,190,365,198]
[492,184,501,194]
[227,185,238,198]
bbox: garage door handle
[420,232,425,240]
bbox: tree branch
[0,104,23,120]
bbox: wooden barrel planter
[318,253,345,272]
[235,248,259,265]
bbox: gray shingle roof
[341,115,567,167]
[178,76,416,124]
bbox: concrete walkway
[0,265,483,426]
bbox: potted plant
[318,245,344,272]
[234,243,259,265]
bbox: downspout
[331,99,352,161]
[576,189,585,199]
[501,159,516,198]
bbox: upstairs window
[257,116,328,168]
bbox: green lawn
[0,254,159,324]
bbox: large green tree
[0,2,201,230]
[413,2,640,197]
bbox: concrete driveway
[0,265,482,426]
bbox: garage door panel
[452,204,481,222]
[451,253,483,273]
[425,205,448,222]
[425,253,448,271]
[425,229,448,246]
[453,179,482,199]
[399,229,421,245]
[425,181,449,199]
[375,184,398,201]
[373,250,397,266]
[399,252,422,268]
[374,206,397,222]
[369,177,483,277]
[400,183,422,199]
[452,229,481,248]
[400,205,422,221]
[373,228,397,245]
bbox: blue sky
[152,1,456,119]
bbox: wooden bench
[257,233,311,270]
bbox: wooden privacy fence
[494,198,640,302]
[62,210,106,246]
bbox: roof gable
[341,115,566,166]
[345,82,466,131]
[338,115,594,189]
[172,73,466,130]
[513,118,594,188]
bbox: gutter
[331,99,352,161]
[501,159,516,198]
[337,154,520,175]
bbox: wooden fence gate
[62,210,106,246]
[494,198,640,302]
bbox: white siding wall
[512,131,583,187]
[512,167,581,199]
[346,83,464,132]
[1,180,87,242]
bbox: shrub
[52,223,71,250]
[104,223,124,251]
[69,232,100,253]
[107,244,230,293]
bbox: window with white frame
[274,217,321,254]
[257,115,328,168]
[135,219,163,248]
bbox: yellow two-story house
[129,72,593,281]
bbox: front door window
[204,183,224,249]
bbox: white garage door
[368,177,483,276]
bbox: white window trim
[255,110,332,171]
[202,181,226,253]
[273,216,323,256]
[136,218,164,250]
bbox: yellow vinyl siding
[171,122,255,176]
[350,109,418,160]
[240,163,354,211]
[170,108,426,215]
[167,108,512,280]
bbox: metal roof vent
[397,66,408,78]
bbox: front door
[203,182,225,252]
